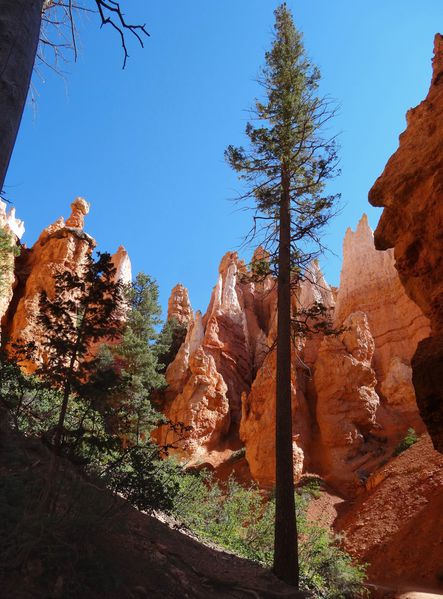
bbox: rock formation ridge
[159,217,429,493]
[0,198,433,495]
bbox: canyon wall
[158,218,428,493]
[334,215,429,441]
[0,196,432,494]
[369,34,443,451]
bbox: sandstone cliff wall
[334,214,429,440]
[159,227,430,493]
[369,34,443,451]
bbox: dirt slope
[336,435,443,591]
[0,423,307,599]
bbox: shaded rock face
[0,199,24,338]
[369,34,443,451]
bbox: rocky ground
[303,434,443,598]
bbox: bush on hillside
[393,427,418,456]
[171,473,368,598]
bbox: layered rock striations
[369,34,443,451]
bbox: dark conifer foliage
[26,252,124,454]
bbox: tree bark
[273,169,299,586]
[0,0,44,193]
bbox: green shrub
[298,475,323,499]
[393,427,418,456]
[171,472,367,598]
[103,446,183,513]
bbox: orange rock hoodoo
[0,196,431,494]
[1,199,131,366]
[167,283,193,326]
[159,216,428,492]
[369,34,443,452]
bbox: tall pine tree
[226,4,339,586]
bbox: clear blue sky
[5,1,443,317]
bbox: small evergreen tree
[0,228,19,305]
[29,252,124,454]
[226,4,340,586]
[155,317,188,374]
[105,272,167,444]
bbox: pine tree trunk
[53,381,71,455]
[273,169,299,586]
[0,0,44,193]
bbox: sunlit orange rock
[240,349,305,488]
[157,250,283,468]
[5,200,95,367]
[111,245,132,285]
[314,311,381,493]
[369,34,443,451]
[163,345,230,461]
[65,197,90,229]
[158,250,335,481]
[167,283,193,326]
[335,214,430,437]
[156,252,258,465]
[337,435,443,589]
